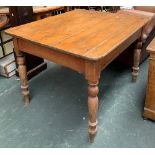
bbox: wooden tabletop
[5,9,151,60]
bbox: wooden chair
[0,15,10,56]
[116,7,155,66]
[0,6,65,20]
[0,15,9,29]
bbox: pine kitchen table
[5,9,151,142]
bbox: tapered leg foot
[21,85,30,104]
[88,81,99,143]
[132,67,139,82]
[88,120,98,143]
[24,96,30,104]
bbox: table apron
[98,28,142,71]
[16,39,86,74]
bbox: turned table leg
[85,61,100,142]
[16,51,30,104]
[132,39,143,82]
[87,80,99,142]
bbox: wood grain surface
[144,37,155,120]
[6,9,150,60]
